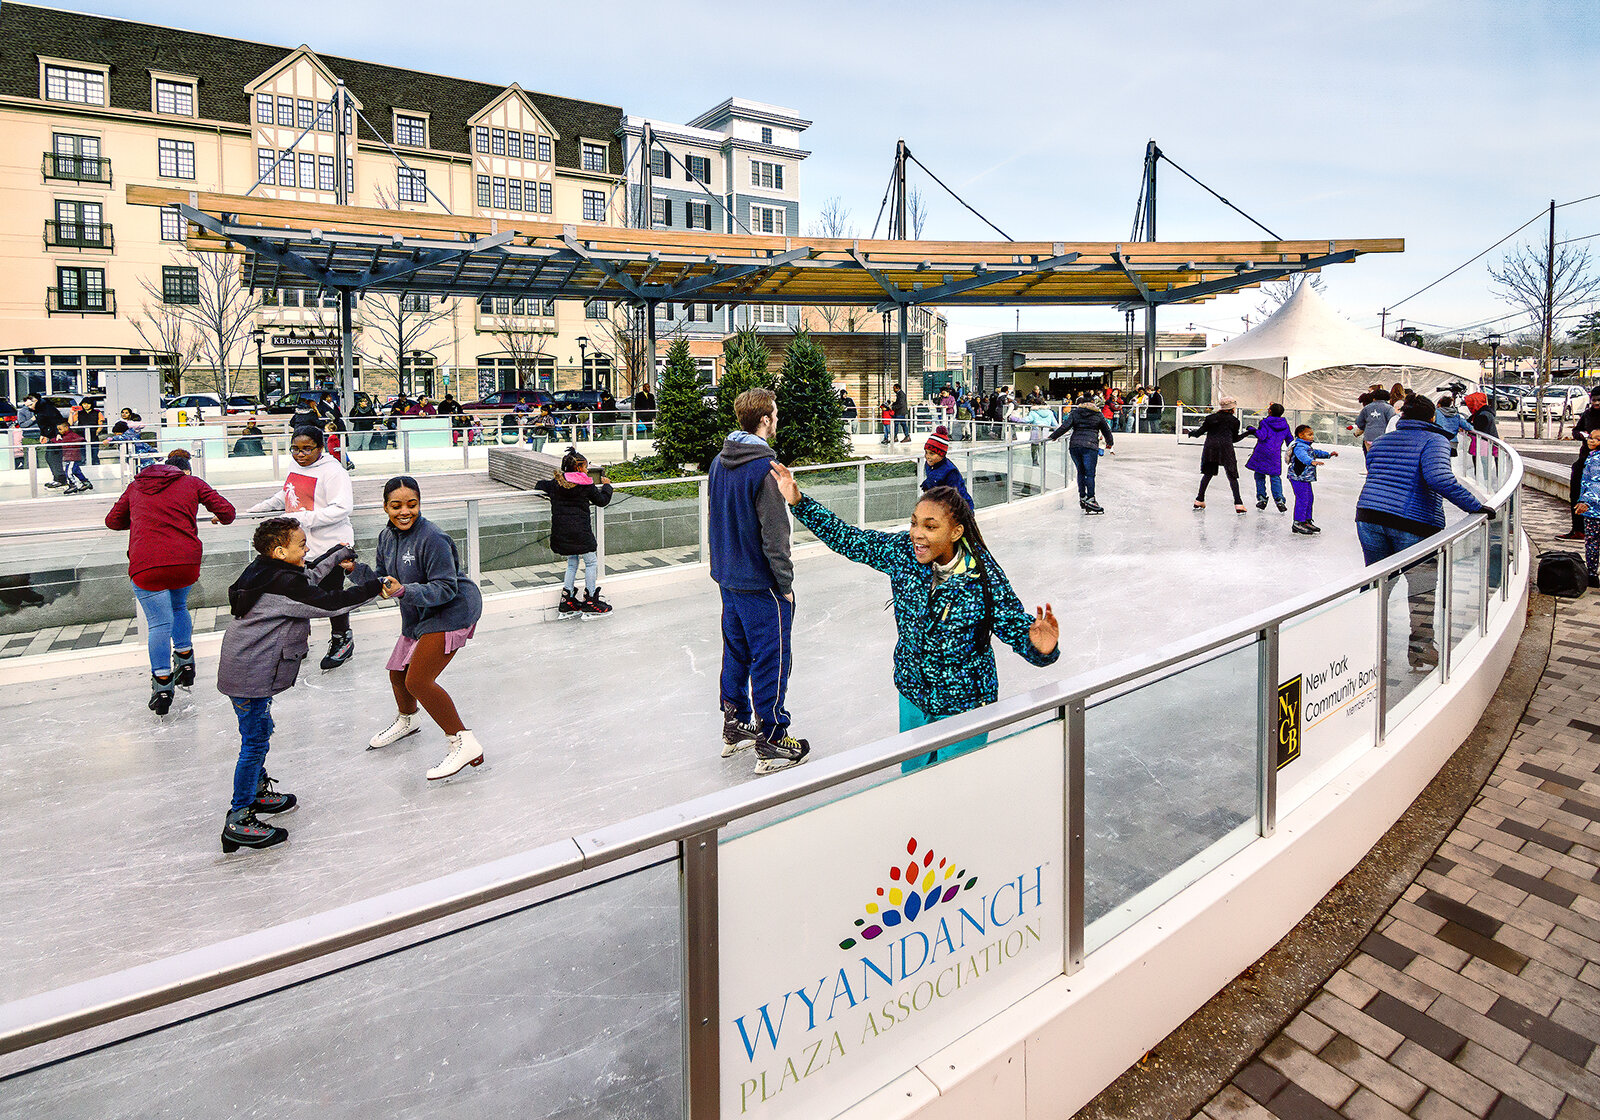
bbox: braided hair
[917,486,996,642]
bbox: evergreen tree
[716,326,776,436]
[774,329,849,465]
[653,336,719,470]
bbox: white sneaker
[368,712,420,750]
[427,729,484,781]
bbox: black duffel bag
[1537,551,1588,598]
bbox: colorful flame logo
[838,836,978,951]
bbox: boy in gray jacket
[216,516,382,853]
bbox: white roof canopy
[1158,283,1483,381]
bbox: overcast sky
[56,0,1600,351]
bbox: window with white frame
[685,154,711,183]
[158,139,196,179]
[749,160,784,190]
[750,205,784,235]
[539,182,552,213]
[582,189,605,222]
[761,126,773,144]
[687,303,715,323]
[44,65,105,105]
[276,96,293,127]
[395,114,426,147]
[154,79,194,116]
[651,198,670,227]
[160,206,184,242]
[255,93,273,123]
[749,305,785,325]
[650,148,668,177]
[581,142,606,172]
[686,201,711,230]
[398,166,427,203]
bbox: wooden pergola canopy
[129,185,1402,312]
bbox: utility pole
[1142,140,1159,390]
[894,138,909,398]
[1539,198,1556,440]
[1379,308,1387,339]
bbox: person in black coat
[24,394,69,486]
[1185,398,1250,511]
[534,448,615,615]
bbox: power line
[1557,231,1600,246]
[1383,208,1546,314]
[1155,151,1282,240]
[903,148,1014,241]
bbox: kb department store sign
[718,723,1066,1119]
[270,332,356,348]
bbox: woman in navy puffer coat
[1354,395,1484,669]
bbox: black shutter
[664,199,673,226]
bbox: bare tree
[587,302,655,397]
[128,299,202,396]
[908,186,929,240]
[1252,272,1325,323]
[1489,237,1600,436]
[486,300,555,391]
[806,197,863,332]
[360,291,452,395]
[140,249,260,400]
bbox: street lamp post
[252,327,266,403]
[1487,332,1502,411]
[576,336,589,390]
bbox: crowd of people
[86,367,1530,855]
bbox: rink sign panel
[717,722,1066,1120]
[1277,589,1380,810]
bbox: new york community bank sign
[718,724,1066,1119]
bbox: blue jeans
[893,419,910,441]
[720,587,793,737]
[1254,471,1284,503]
[1069,446,1098,501]
[564,552,598,595]
[229,697,274,812]
[1357,521,1438,647]
[1355,522,1428,566]
[133,584,193,675]
[899,694,988,773]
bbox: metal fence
[0,433,1524,1118]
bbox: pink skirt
[386,625,476,672]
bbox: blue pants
[1290,479,1315,522]
[66,461,89,486]
[564,552,598,595]
[719,587,793,737]
[1355,522,1428,566]
[1069,446,1098,501]
[1254,472,1284,503]
[893,419,910,440]
[899,694,988,773]
[133,584,193,675]
[1357,521,1437,646]
[229,697,274,813]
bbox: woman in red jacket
[105,449,237,714]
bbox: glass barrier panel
[604,484,702,582]
[1276,588,1381,816]
[791,466,865,545]
[0,859,684,1119]
[1083,640,1261,952]
[1383,549,1444,728]
[965,449,1011,510]
[1012,438,1047,497]
[471,497,562,592]
[1449,524,1486,665]
[861,460,919,528]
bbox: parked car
[463,388,555,413]
[1519,385,1590,420]
[265,389,343,415]
[226,395,261,413]
[550,389,618,417]
[0,398,16,425]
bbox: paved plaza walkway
[1190,491,1600,1120]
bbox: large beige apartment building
[0,3,636,404]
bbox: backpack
[1537,551,1587,598]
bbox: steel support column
[338,288,355,412]
[646,301,659,392]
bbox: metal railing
[41,152,112,185]
[0,434,1523,1115]
[45,286,115,315]
[43,219,114,250]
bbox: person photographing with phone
[534,448,615,615]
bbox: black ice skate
[250,772,298,815]
[149,673,175,715]
[172,647,197,688]
[1292,521,1316,535]
[1082,498,1105,514]
[1256,497,1268,510]
[1275,500,1288,513]
[721,701,760,757]
[320,631,354,670]
[558,589,582,617]
[221,808,288,853]
[581,587,613,615]
[754,729,810,774]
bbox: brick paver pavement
[1201,492,1600,1120]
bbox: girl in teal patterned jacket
[770,463,1060,770]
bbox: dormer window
[154,78,195,117]
[43,64,105,105]
[395,114,426,147]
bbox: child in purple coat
[1244,403,1293,513]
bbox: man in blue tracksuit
[707,388,810,774]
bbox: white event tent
[1158,284,1484,410]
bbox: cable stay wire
[1383,208,1546,314]
[1557,231,1600,247]
[646,137,755,235]
[1154,151,1282,241]
[868,161,900,240]
[1129,166,1148,242]
[1557,191,1600,210]
[903,148,1014,241]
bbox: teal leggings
[899,694,989,773]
